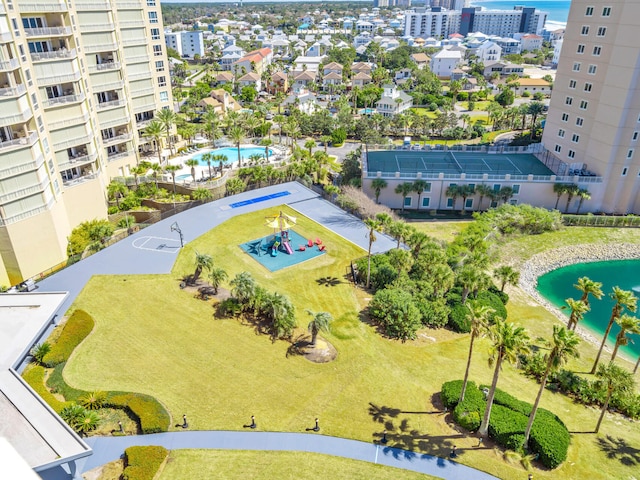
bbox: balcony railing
[62,171,101,188]
[0,154,45,178]
[133,102,157,114]
[130,87,155,97]
[128,72,151,81]
[0,31,14,43]
[119,20,145,28]
[0,84,27,97]
[115,1,143,9]
[93,80,124,92]
[107,150,133,162]
[75,1,112,10]
[88,61,120,72]
[84,43,118,53]
[125,54,149,64]
[24,26,72,37]
[17,3,68,12]
[102,133,132,146]
[57,151,98,169]
[100,115,130,129]
[43,92,86,108]
[0,58,20,71]
[0,178,50,203]
[36,70,81,85]
[121,37,146,46]
[48,112,90,130]
[0,131,38,152]
[96,98,125,110]
[53,133,92,151]
[30,48,77,62]
[0,108,33,127]
[80,23,116,33]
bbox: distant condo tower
[542,0,640,212]
[426,0,467,10]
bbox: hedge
[442,380,570,469]
[475,291,507,321]
[123,446,168,480]
[43,309,94,367]
[448,303,471,333]
[22,365,70,413]
[107,393,170,434]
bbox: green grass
[410,108,438,119]
[409,220,472,243]
[158,450,439,479]
[63,210,640,480]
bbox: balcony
[133,102,157,114]
[0,58,20,71]
[48,112,90,130]
[0,31,14,43]
[43,92,86,109]
[130,87,155,98]
[53,133,92,151]
[0,109,33,127]
[75,1,112,10]
[127,72,151,81]
[30,48,77,62]
[119,20,145,28]
[121,38,146,46]
[0,178,50,204]
[85,43,118,53]
[96,98,125,110]
[62,171,100,188]
[107,150,133,162]
[88,61,120,73]
[125,54,149,64]
[102,132,132,146]
[57,151,98,170]
[0,154,45,178]
[115,1,143,9]
[37,70,81,85]
[16,3,68,12]
[0,131,38,152]
[80,23,116,33]
[24,26,73,38]
[92,80,124,91]
[100,115,130,130]
[0,84,27,98]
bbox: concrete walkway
[61,430,497,480]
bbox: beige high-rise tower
[0,0,173,286]
[542,0,640,213]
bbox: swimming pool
[192,147,273,166]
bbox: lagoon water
[537,259,640,359]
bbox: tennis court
[366,151,554,176]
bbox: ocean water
[470,0,571,28]
[537,260,640,359]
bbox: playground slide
[283,241,293,255]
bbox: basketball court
[131,236,182,253]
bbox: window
[160,91,168,102]
[424,182,432,192]
[572,62,581,72]
[588,64,597,75]
[492,184,501,192]
[593,46,602,56]
[580,100,588,110]
[158,76,166,87]
[22,17,44,29]
[11,18,20,35]
[421,197,430,207]
[584,83,592,92]
[577,44,585,54]
[147,0,156,5]
[558,129,565,138]
[555,144,562,153]
[569,80,576,89]
[622,167,628,176]
[404,196,412,207]
[509,199,518,205]
[512,184,520,195]
[572,133,580,143]
[602,7,611,16]
[597,26,607,36]
[155,60,164,72]
[565,96,573,106]
[151,28,160,40]
[465,198,473,209]
[568,150,576,159]
[148,12,158,23]
[561,113,569,122]
[580,26,589,35]
[576,117,584,127]
[153,45,162,56]
[446,198,454,208]
[633,131,639,141]
[585,6,594,16]
[627,149,634,159]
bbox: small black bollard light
[250,415,256,429]
[313,417,320,432]
[118,421,124,434]
[182,414,188,429]
[381,430,388,444]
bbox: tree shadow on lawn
[596,435,640,467]
[286,334,312,358]
[316,276,343,287]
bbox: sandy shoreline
[518,243,640,351]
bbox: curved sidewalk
[76,430,498,480]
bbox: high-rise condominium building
[427,0,467,10]
[0,0,173,286]
[542,1,640,213]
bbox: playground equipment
[265,211,296,255]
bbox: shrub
[441,380,465,409]
[475,291,507,322]
[106,393,170,434]
[67,219,115,256]
[448,303,471,333]
[456,408,481,431]
[108,206,119,215]
[47,363,85,400]
[369,288,422,341]
[191,187,212,200]
[22,365,69,413]
[123,446,168,480]
[43,310,94,367]
[417,297,450,328]
[488,285,509,305]
[79,391,108,410]
[487,404,528,450]
[529,410,570,468]
[30,342,51,365]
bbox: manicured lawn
[410,108,438,119]
[64,209,640,480]
[409,220,472,243]
[158,450,439,479]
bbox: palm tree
[260,138,273,163]
[475,184,493,211]
[574,276,603,308]
[307,311,333,347]
[149,162,163,188]
[458,265,482,304]
[185,158,199,183]
[460,302,494,403]
[553,183,567,210]
[527,101,545,140]
[156,108,177,156]
[395,182,413,214]
[576,188,591,214]
[201,152,214,180]
[459,185,475,214]
[592,288,637,374]
[320,135,332,154]
[230,271,256,306]
[229,125,245,168]
[493,265,520,292]
[523,326,580,445]
[192,252,213,284]
[594,363,634,433]
[565,298,589,331]
[478,318,530,436]
[412,180,428,211]
[164,164,182,202]
[445,184,460,211]
[107,181,127,210]
[208,267,228,294]
[304,139,316,157]
[364,217,381,289]
[564,184,580,213]
[388,220,411,249]
[143,120,167,165]
[609,314,640,364]
[371,178,388,204]
[130,164,147,189]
